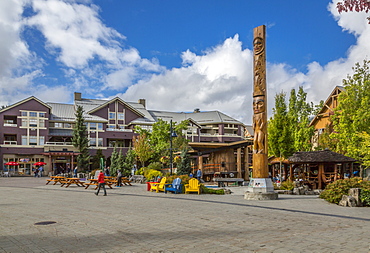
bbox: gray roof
[288,150,356,163]
[148,110,243,125]
[47,103,75,122]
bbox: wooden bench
[130,175,145,184]
[214,178,244,187]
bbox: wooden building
[309,86,344,149]
[287,149,356,189]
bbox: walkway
[0,177,369,253]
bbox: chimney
[138,99,146,108]
[74,92,82,101]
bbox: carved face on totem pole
[253,37,264,55]
[253,97,265,114]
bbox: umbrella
[33,162,47,166]
[5,161,20,166]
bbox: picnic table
[214,178,244,187]
[46,176,66,185]
[84,179,113,190]
[60,178,85,188]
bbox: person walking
[38,166,43,177]
[116,169,122,187]
[95,171,107,196]
[73,166,78,177]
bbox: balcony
[4,123,18,127]
[3,141,17,145]
[45,142,73,146]
[106,128,133,132]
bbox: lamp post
[169,120,177,175]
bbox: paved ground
[0,177,369,253]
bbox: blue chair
[165,178,182,194]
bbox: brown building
[0,92,251,176]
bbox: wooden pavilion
[287,149,356,189]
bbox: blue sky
[0,0,369,124]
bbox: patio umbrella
[5,161,20,166]
[33,162,47,166]
[4,161,19,174]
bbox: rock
[339,195,357,207]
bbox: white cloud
[1,0,370,127]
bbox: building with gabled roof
[309,86,344,149]
[0,92,251,176]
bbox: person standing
[116,169,122,187]
[73,166,78,177]
[95,171,107,196]
[38,166,43,177]
[104,166,110,176]
[196,168,202,182]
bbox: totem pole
[245,25,277,199]
[252,25,268,179]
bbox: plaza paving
[0,177,369,253]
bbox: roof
[309,86,344,127]
[0,96,52,113]
[288,150,356,163]
[149,110,243,125]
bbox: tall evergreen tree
[110,146,119,176]
[72,105,90,171]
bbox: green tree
[72,105,90,171]
[288,87,315,152]
[123,148,136,174]
[133,133,154,167]
[268,92,294,160]
[135,119,190,163]
[331,60,370,166]
[176,147,192,175]
[109,147,119,176]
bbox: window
[39,136,45,145]
[117,112,124,120]
[39,112,45,117]
[97,123,103,130]
[64,123,72,128]
[29,136,37,145]
[90,138,96,146]
[109,112,116,119]
[21,119,27,127]
[98,138,103,147]
[89,122,96,130]
[22,136,27,145]
[39,119,45,127]
[29,112,37,117]
[54,123,63,128]
[29,119,37,127]
[21,111,27,116]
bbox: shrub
[147,162,162,171]
[360,189,370,206]
[200,184,225,195]
[320,177,370,204]
[144,169,162,181]
[280,180,294,191]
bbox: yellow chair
[150,177,167,193]
[185,178,201,194]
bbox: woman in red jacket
[95,171,107,196]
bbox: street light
[170,120,177,175]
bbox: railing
[3,141,17,145]
[106,128,133,132]
[45,142,73,145]
[3,123,17,127]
